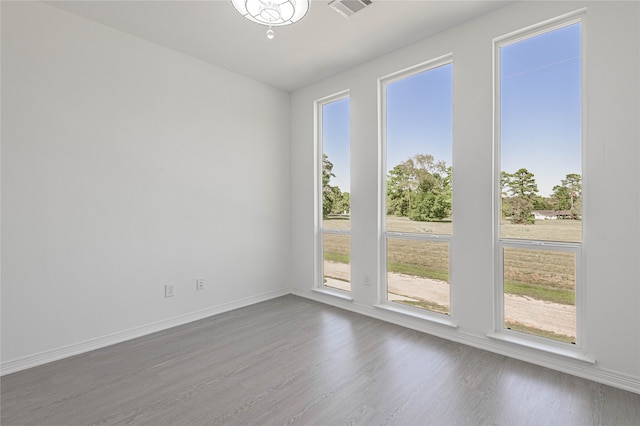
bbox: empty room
[2,1,639,425]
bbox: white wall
[291,1,640,392]
[1,1,290,368]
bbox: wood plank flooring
[2,295,639,425]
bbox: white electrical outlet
[196,278,205,290]
[364,274,371,287]
[165,283,175,297]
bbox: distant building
[533,210,574,220]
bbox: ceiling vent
[329,0,373,19]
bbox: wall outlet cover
[196,278,205,290]
[165,283,175,297]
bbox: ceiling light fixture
[231,0,310,39]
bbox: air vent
[329,0,373,19]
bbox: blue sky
[501,22,581,196]
[322,97,350,191]
[386,63,453,174]
[322,22,581,197]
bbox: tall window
[381,58,453,316]
[317,93,351,292]
[496,20,583,345]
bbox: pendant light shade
[231,0,310,27]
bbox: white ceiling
[46,0,511,92]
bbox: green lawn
[387,261,449,282]
[504,280,575,305]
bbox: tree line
[502,168,581,224]
[386,154,452,221]
[322,152,581,224]
[322,154,350,216]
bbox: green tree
[387,161,416,216]
[507,168,539,199]
[322,154,335,217]
[532,195,553,210]
[327,186,348,215]
[551,173,581,218]
[551,185,571,210]
[500,171,513,218]
[409,191,451,221]
[503,168,538,224]
[509,197,535,224]
[387,154,451,221]
[322,153,351,216]
[334,191,350,215]
[500,171,511,197]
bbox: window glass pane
[387,238,450,315]
[322,98,350,229]
[503,247,576,343]
[386,63,452,234]
[323,233,350,292]
[500,23,582,242]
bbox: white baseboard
[0,288,290,376]
[291,288,640,394]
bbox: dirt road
[323,261,575,337]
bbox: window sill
[312,287,353,302]
[487,332,596,364]
[374,303,458,328]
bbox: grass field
[325,215,581,241]
[501,219,581,243]
[387,238,449,282]
[323,216,580,306]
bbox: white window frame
[376,55,457,326]
[490,10,591,360]
[314,90,352,299]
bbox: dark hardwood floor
[2,295,639,425]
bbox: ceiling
[46,0,511,92]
